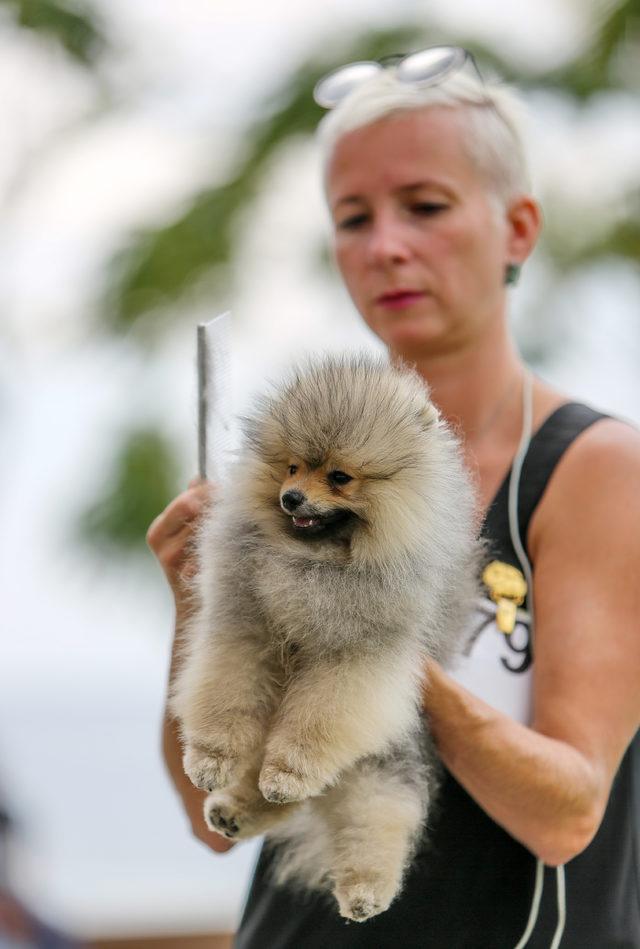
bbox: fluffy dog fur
[171,355,479,922]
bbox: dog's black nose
[281,490,305,512]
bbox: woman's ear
[505,195,542,268]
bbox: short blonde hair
[317,67,532,204]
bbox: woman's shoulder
[535,400,640,490]
[528,403,640,559]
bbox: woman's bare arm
[147,481,234,854]
[423,420,640,866]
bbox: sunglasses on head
[314,45,482,110]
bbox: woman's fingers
[147,481,213,546]
[147,480,215,597]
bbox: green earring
[505,263,521,286]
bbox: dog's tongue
[293,516,318,528]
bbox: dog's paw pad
[335,882,388,922]
[205,804,240,838]
[183,746,234,792]
[259,765,310,804]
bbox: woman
[148,48,640,948]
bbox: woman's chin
[376,315,447,354]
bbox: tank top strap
[483,402,610,567]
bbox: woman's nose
[366,217,411,266]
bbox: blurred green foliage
[10,1,639,560]
[106,5,639,336]
[547,213,640,270]
[86,4,640,558]
[78,429,180,554]
[0,0,105,63]
[107,175,251,333]
[545,0,640,99]
[105,26,420,333]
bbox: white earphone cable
[512,857,545,949]
[550,866,566,949]
[507,370,534,607]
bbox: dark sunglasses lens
[314,61,381,108]
[397,46,465,85]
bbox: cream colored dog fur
[171,356,478,922]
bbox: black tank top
[234,403,640,949]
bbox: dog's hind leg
[321,752,429,922]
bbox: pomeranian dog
[171,355,479,922]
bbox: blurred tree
[77,428,181,555]
[96,2,639,560]
[0,0,105,63]
[104,26,420,335]
[106,1,639,334]
[544,0,639,99]
[5,0,639,558]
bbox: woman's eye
[411,202,448,217]
[336,213,368,231]
[328,470,352,486]
[288,464,298,476]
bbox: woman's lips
[376,290,426,310]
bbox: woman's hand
[148,479,235,853]
[146,478,213,617]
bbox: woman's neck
[392,325,566,514]
[393,326,525,447]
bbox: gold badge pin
[482,561,527,635]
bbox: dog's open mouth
[292,516,321,529]
[288,509,355,539]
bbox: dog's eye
[288,464,298,476]
[328,470,352,486]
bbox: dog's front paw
[183,745,235,792]
[205,790,295,839]
[258,762,318,804]
[333,878,393,922]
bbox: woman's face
[326,106,517,359]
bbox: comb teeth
[198,312,236,483]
